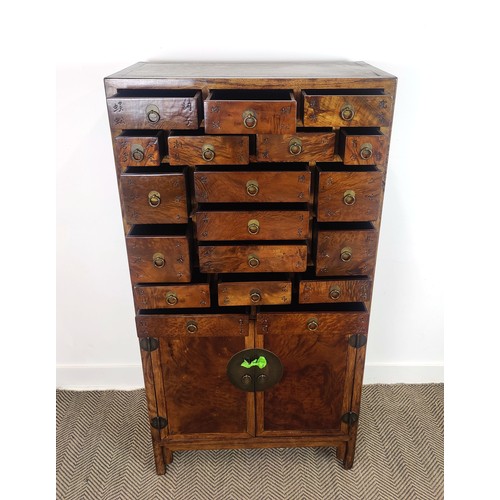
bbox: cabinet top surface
[105,61,396,81]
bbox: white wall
[56,0,446,388]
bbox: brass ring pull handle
[148,191,161,207]
[343,190,356,206]
[246,180,259,196]
[247,219,260,235]
[289,138,302,156]
[248,255,260,268]
[165,292,178,305]
[249,289,262,303]
[360,143,373,160]
[146,105,160,123]
[186,321,198,333]
[340,104,355,121]
[131,144,145,161]
[340,247,352,262]
[243,110,257,129]
[153,252,165,268]
[201,144,215,162]
[307,318,319,331]
[329,286,341,300]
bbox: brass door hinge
[348,334,367,348]
[140,337,159,352]
[341,412,359,425]
[151,417,168,430]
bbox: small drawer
[316,167,383,222]
[256,129,335,162]
[136,309,249,337]
[218,274,292,306]
[299,277,373,304]
[194,167,311,203]
[168,132,249,166]
[199,244,308,273]
[339,128,388,165]
[316,223,378,276]
[196,206,309,241]
[107,90,201,130]
[121,172,188,225]
[256,304,369,335]
[133,283,210,309]
[204,89,296,134]
[126,225,191,283]
[302,90,393,127]
[114,131,165,168]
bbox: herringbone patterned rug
[56,384,443,500]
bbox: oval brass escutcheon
[329,285,342,300]
[340,246,353,262]
[146,104,160,123]
[359,143,373,160]
[131,144,145,161]
[289,138,302,156]
[249,289,262,303]
[340,104,355,121]
[227,348,283,392]
[152,252,165,268]
[165,292,178,305]
[242,110,257,129]
[247,219,260,235]
[201,144,215,162]
[186,320,198,333]
[246,180,259,196]
[148,190,161,207]
[343,190,356,206]
[248,254,260,268]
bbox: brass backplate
[227,348,283,392]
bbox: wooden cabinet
[105,61,397,474]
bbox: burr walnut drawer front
[316,168,383,222]
[316,224,378,276]
[168,133,249,166]
[194,168,311,203]
[121,172,188,225]
[218,274,292,306]
[114,131,165,168]
[302,90,393,127]
[204,89,297,134]
[199,244,308,273]
[126,225,191,283]
[107,90,201,130]
[133,283,211,310]
[256,129,335,162]
[196,207,310,241]
[299,277,373,304]
[136,311,249,337]
[339,129,388,165]
[256,307,369,335]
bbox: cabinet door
[137,313,253,440]
[255,310,368,437]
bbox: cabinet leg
[163,448,173,465]
[342,439,356,470]
[152,440,167,475]
[335,443,346,462]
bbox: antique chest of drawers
[104,61,397,474]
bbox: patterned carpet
[56,384,443,500]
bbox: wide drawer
[218,274,292,306]
[302,90,393,127]
[121,172,188,225]
[256,306,369,335]
[256,129,335,162]
[199,244,308,273]
[114,131,165,168]
[316,168,383,222]
[107,90,201,130]
[126,225,191,283]
[339,129,388,165]
[133,283,210,309]
[194,168,311,203]
[196,206,310,241]
[168,133,249,166]
[299,277,373,303]
[316,223,378,276]
[136,310,249,337]
[204,89,297,134]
